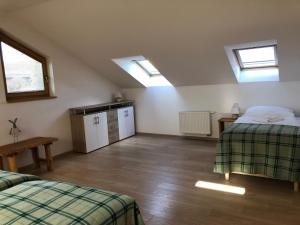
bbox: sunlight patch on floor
[195,181,246,195]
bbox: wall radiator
[179,111,211,135]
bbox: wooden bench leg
[7,155,18,172]
[225,173,230,181]
[31,147,40,169]
[294,182,299,192]
[0,157,3,170]
[44,144,53,171]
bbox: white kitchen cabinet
[118,106,135,140]
[83,112,109,152]
[70,101,135,153]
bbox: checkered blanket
[0,170,40,191]
[214,123,300,182]
[0,180,144,225]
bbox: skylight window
[234,45,278,70]
[225,40,280,83]
[135,60,161,76]
[112,56,172,87]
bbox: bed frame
[224,173,299,192]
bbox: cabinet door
[126,106,135,137]
[118,106,135,140]
[118,108,127,140]
[97,112,109,148]
[84,113,100,152]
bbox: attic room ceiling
[1,0,300,88]
[0,0,50,13]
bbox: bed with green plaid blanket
[214,123,300,182]
[0,180,144,225]
[0,170,40,191]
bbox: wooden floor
[26,134,300,225]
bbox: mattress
[214,123,300,182]
[0,171,144,225]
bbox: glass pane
[242,60,276,68]
[137,60,160,75]
[238,46,277,68]
[1,42,45,93]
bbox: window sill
[6,96,57,103]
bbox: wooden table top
[0,137,58,157]
[218,117,237,122]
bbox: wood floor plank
[24,134,300,225]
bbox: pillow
[252,114,285,123]
[244,106,294,118]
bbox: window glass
[1,42,45,93]
[136,60,161,75]
[236,46,277,69]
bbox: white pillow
[252,114,285,123]
[244,106,294,118]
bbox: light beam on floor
[195,181,246,195]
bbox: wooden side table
[0,137,58,172]
[218,117,237,134]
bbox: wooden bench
[0,137,58,172]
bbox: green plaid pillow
[0,170,40,191]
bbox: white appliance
[83,112,109,152]
[118,106,135,140]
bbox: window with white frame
[112,56,172,87]
[234,45,278,70]
[134,60,161,76]
[225,40,280,83]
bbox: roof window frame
[233,45,278,70]
[134,60,161,77]
[0,30,51,103]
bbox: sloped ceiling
[0,0,50,13]
[2,0,300,88]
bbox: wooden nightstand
[218,117,237,134]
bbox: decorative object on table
[113,92,124,102]
[8,118,21,143]
[231,103,240,119]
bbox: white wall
[124,81,300,138]
[0,17,119,167]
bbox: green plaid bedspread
[0,180,144,225]
[214,123,300,182]
[0,170,40,191]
